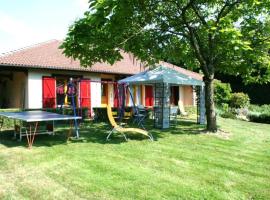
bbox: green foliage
[61,0,270,131]
[0,109,21,130]
[230,92,250,108]
[248,113,270,124]
[62,0,270,83]
[184,106,197,115]
[220,111,237,119]
[214,80,232,105]
[221,103,230,112]
[248,104,270,124]
[93,106,133,121]
[249,104,270,114]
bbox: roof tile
[0,40,202,80]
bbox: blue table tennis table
[0,111,81,148]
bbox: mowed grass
[0,117,269,200]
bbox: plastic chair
[133,105,147,129]
[106,105,153,141]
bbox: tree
[61,0,270,132]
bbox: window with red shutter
[79,79,91,109]
[145,85,153,106]
[42,77,56,108]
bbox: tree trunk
[204,77,217,132]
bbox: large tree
[62,0,270,132]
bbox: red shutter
[79,79,91,109]
[113,84,119,107]
[42,77,56,108]
[145,85,153,106]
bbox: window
[56,78,66,106]
[55,77,78,107]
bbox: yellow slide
[106,105,153,141]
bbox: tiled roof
[0,40,202,80]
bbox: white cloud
[0,11,67,53]
[0,1,90,54]
[75,0,89,11]
[0,12,33,37]
[0,12,49,53]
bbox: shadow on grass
[0,118,205,148]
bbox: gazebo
[119,66,206,128]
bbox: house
[0,40,203,113]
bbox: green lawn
[0,117,269,200]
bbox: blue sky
[0,0,89,53]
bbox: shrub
[220,111,236,119]
[184,106,197,115]
[248,104,270,124]
[248,113,270,124]
[249,104,270,115]
[216,103,229,116]
[92,106,133,121]
[0,108,21,129]
[214,80,232,106]
[230,92,250,108]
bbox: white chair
[170,106,179,125]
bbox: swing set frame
[59,78,147,139]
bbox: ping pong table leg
[26,122,38,149]
[67,120,73,141]
[25,124,30,147]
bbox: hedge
[248,113,270,124]
[92,107,133,122]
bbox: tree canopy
[61,0,270,131]
[62,0,270,83]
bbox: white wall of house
[26,70,103,109]
[135,85,141,105]
[25,69,197,110]
[178,86,184,106]
[27,71,51,109]
[84,74,101,108]
[108,83,114,106]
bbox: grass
[0,117,269,200]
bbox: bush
[247,104,270,124]
[249,104,270,115]
[248,113,270,124]
[230,92,250,108]
[184,106,197,115]
[0,108,21,129]
[92,106,133,121]
[214,80,232,106]
[220,111,237,119]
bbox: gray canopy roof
[118,66,203,86]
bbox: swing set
[59,78,152,141]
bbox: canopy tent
[118,65,206,128]
[119,66,203,86]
